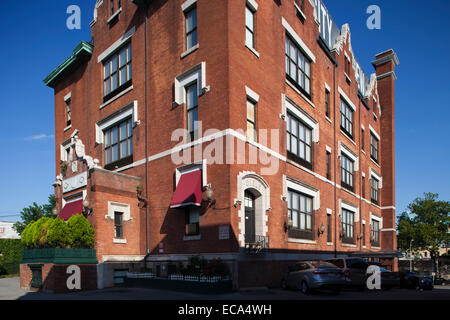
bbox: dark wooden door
[244,191,255,243]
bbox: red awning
[170,169,203,208]
[58,200,83,221]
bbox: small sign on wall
[219,225,230,240]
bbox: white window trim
[370,212,383,229]
[339,141,359,171]
[369,124,380,141]
[286,178,320,211]
[107,7,122,24]
[370,168,383,189]
[246,0,258,12]
[324,82,330,92]
[245,86,260,103]
[181,0,197,12]
[97,26,136,63]
[62,191,86,210]
[340,200,359,223]
[284,97,319,143]
[64,92,72,102]
[338,86,356,111]
[281,17,316,63]
[175,159,207,188]
[174,62,209,106]
[95,101,139,144]
[107,201,131,222]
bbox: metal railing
[244,235,269,254]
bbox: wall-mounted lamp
[318,223,325,237]
[52,207,59,216]
[233,199,242,208]
[83,199,93,217]
[284,219,293,233]
[203,185,216,208]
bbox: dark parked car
[399,272,420,289]
[434,277,447,286]
[281,261,345,294]
[377,268,400,290]
[418,276,434,290]
[325,258,369,291]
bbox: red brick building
[44,0,399,289]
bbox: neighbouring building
[43,0,399,289]
[0,222,20,240]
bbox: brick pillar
[371,50,399,255]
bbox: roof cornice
[43,41,93,88]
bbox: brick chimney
[372,49,399,257]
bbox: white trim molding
[285,176,320,211]
[284,96,319,143]
[181,0,197,12]
[175,159,207,187]
[339,141,359,171]
[106,201,131,222]
[281,17,316,63]
[369,167,383,189]
[174,62,209,106]
[96,101,139,144]
[97,26,136,63]
[246,0,258,12]
[340,199,359,222]
[369,124,380,141]
[338,86,356,111]
[245,86,260,103]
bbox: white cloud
[26,134,55,141]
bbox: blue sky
[0,0,449,223]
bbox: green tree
[12,195,56,235]
[398,193,450,276]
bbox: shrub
[31,217,53,248]
[46,218,73,248]
[67,215,95,249]
[21,222,35,248]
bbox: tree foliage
[397,193,450,272]
[13,195,56,235]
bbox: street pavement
[1,276,449,300]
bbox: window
[326,151,331,180]
[327,213,332,243]
[285,36,311,97]
[371,177,379,205]
[344,55,351,80]
[114,212,123,239]
[65,98,71,127]
[371,219,380,246]
[370,133,379,163]
[362,223,366,246]
[341,208,354,243]
[362,176,366,198]
[286,112,313,169]
[186,83,199,141]
[110,0,115,16]
[103,43,132,99]
[325,89,330,118]
[185,6,197,50]
[361,128,365,151]
[245,5,255,49]
[341,153,354,192]
[340,99,354,138]
[287,189,314,240]
[246,99,256,141]
[186,207,200,236]
[104,117,133,169]
[118,0,121,9]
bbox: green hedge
[0,239,23,275]
[21,215,95,249]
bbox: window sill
[113,238,127,244]
[107,8,122,24]
[184,234,201,241]
[327,242,333,246]
[340,129,356,146]
[100,85,134,110]
[288,238,316,245]
[344,73,352,84]
[245,44,260,58]
[285,79,315,109]
[64,125,72,132]
[325,116,332,124]
[341,243,357,248]
[361,150,366,155]
[371,245,381,250]
[370,158,381,168]
[181,43,199,59]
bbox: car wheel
[300,281,310,294]
[281,279,287,290]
